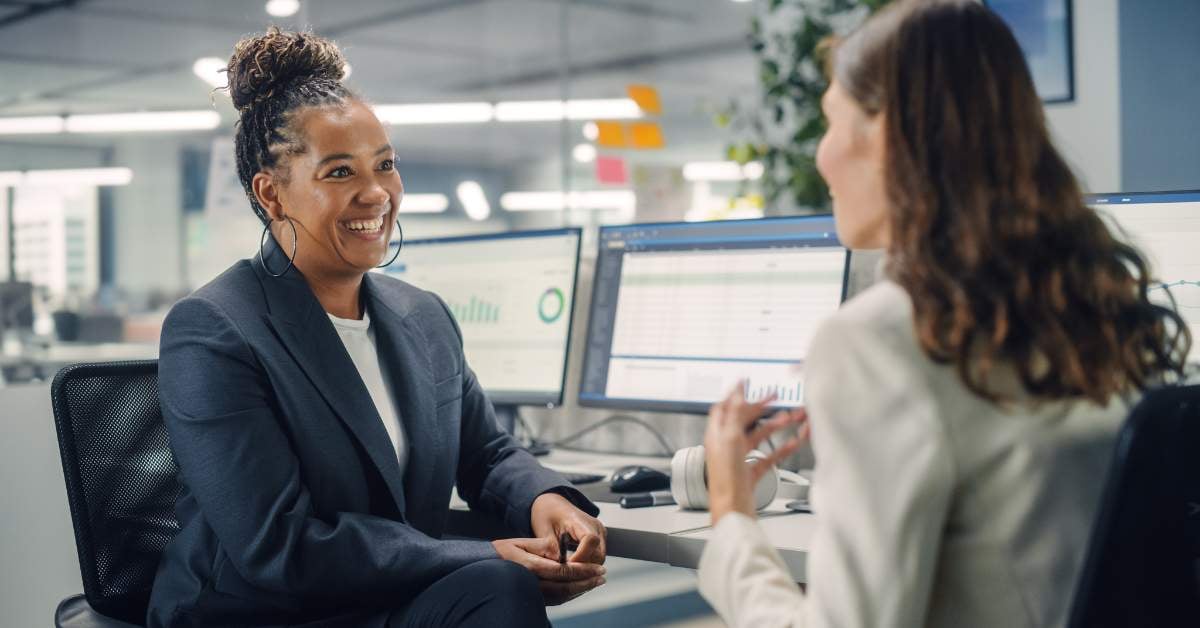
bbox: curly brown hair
[831,0,1190,403]
[225,27,355,224]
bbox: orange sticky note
[629,122,665,149]
[626,84,662,115]
[595,121,627,148]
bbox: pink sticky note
[595,156,628,184]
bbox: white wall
[1044,0,1121,193]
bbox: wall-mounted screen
[985,0,1075,103]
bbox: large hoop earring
[260,216,297,278]
[376,220,403,268]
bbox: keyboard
[560,471,606,485]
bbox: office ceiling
[0,0,758,165]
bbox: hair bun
[226,26,346,113]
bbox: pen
[619,490,675,509]
[559,532,571,564]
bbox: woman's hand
[491,536,607,605]
[704,383,809,525]
[530,492,607,565]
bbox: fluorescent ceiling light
[399,194,449,213]
[192,57,226,89]
[456,181,491,221]
[572,143,597,163]
[683,161,763,182]
[265,0,300,17]
[494,99,642,122]
[495,101,564,122]
[374,103,493,125]
[0,167,135,187]
[566,99,642,120]
[500,190,636,212]
[0,116,65,135]
[66,110,220,133]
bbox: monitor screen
[985,0,1074,103]
[1087,191,1200,362]
[579,216,849,414]
[385,228,582,406]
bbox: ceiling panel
[0,0,757,167]
[0,61,113,105]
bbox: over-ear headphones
[670,445,779,511]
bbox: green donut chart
[538,287,565,323]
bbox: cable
[512,411,539,447]
[546,414,676,457]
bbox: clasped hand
[492,492,607,605]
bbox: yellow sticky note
[629,122,665,149]
[627,84,662,115]
[595,121,627,148]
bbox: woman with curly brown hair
[146,28,605,627]
[698,1,1190,627]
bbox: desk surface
[447,448,812,581]
[671,509,816,581]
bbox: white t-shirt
[327,311,408,475]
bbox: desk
[670,510,816,581]
[0,342,157,384]
[446,448,813,581]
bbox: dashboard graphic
[385,229,581,404]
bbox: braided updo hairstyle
[226,27,356,224]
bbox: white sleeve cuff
[698,512,807,628]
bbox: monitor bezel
[1085,190,1200,205]
[576,214,850,415]
[395,227,583,407]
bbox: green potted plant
[721,0,892,214]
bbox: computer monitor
[579,216,849,414]
[384,228,582,407]
[1087,190,1200,362]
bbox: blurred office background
[2,0,1199,626]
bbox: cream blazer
[698,281,1128,628]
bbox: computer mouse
[610,465,671,493]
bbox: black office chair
[1068,384,1200,627]
[50,361,181,628]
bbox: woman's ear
[252,171,284,221]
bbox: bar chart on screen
[390,232,580,397]
[745,378,804,404]
[446,295,502,324]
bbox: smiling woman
[226,28,402,316]
[145,28,607,628]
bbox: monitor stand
[494,404,550,456]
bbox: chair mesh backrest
[50,361,180,625]
[1068,384,1200,627]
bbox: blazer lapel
[363,273,444,533]
[253,241,408,514]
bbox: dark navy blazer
[146,242,595,627]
